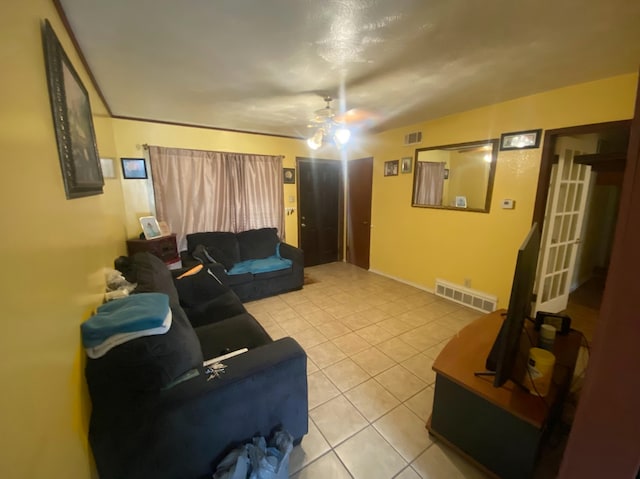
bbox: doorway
[346,157,373,269]
[533,120,631,342]
[297,158,344,267]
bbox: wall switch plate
[501,199,515,209]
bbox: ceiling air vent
[404,131,422,145]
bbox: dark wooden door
[297,158,343,267]
[347,157,373,269]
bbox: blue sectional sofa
[182,227,304,302]
[85,252,308,479]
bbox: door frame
[532,119,631,228]
[296,157,345,263]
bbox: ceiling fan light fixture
[307,129,323,150]
[334,127,351,145]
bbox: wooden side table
[126,234,179,266]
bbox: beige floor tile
[323,358,370,392]
[405,386,435,423]
[376,301,413,316]
[332,332,371,356]
[373,404,433,462]
[351,347,396,376]
[298,308,333,326]
[291,326,327,350]
[277,316,312,334]
[345,379,400,422]
[309,395,368,447]
[307,370,340,410]
[395,466,422,479]
[306,358,319,375]
[356,324,395,345]
[290,451,352,479]
[306,341,347,369]
[340,312,374,331]
[423,340,448,360]
[377,317,415,336]
[292,302,322,317]
[263,323,287,340]
[411,442,489,479]
[375,365,427,402]
[289,419,331,474]
[377,337,420,362]
[335,426,407,479]
[401,353,436,385]
[398,324,446,351]
[320,320,352,339]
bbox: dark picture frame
[283,167,296,184]
[384,160,399,176]
[121,158,148,179]
[42,19,103,199]
[499,129,542,151]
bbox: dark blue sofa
[182,227,304,302]
[85,252,308,479]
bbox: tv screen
[485,223,541,387]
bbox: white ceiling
[59,0,640,138]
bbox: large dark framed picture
[42,19,103,199]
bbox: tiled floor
[244,262,491,479]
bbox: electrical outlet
[501,199,515,209]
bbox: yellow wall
[0,2,126,477]
[365,73,637,308]
[111,119,333,247]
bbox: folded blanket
[81,293,170,348]
[85,309,172,359]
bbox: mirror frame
[411,138,498,213]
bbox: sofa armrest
[89,337,308,479]
[279,242,304,266]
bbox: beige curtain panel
[148,146,284,251]
[414,161,445,206]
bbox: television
[485,223,541,387]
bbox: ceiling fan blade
[334,108,381,125]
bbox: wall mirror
[412,139,498,212]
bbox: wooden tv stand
[427,310,581,479]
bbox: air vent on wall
[404,131,422,145]
[435,279,497,313]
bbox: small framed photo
[455,196,468,208]
[283,168,296,184]
[444,168,450,180]
[401,157,412,174]
[384,160,399,177]
[100,158,116,179]
[121,158,148,179]
[139,216,162,239]
[500,129,542,151]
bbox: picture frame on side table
[121,158,148,179]
[42,19,104,199]
[139,216,162,240]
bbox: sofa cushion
[228,256,293,275]
[237,228,279,260]
[85,304,203,392]
[195,313,272,359]
[174,267,246,327]
[127,252,180,305]
[187,232,241,268]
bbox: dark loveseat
[84,252,308,479]
[181,227,304,302]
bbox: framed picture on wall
[42,19,104,199]
[384,160,399,176]
[455,196,468,208]
[121,158,148,179]
[401,157,412,174]
[283,168,296,184]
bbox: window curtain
[414,161,445,206]
[148,146,284,251]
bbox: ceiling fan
[306,96,377,150]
